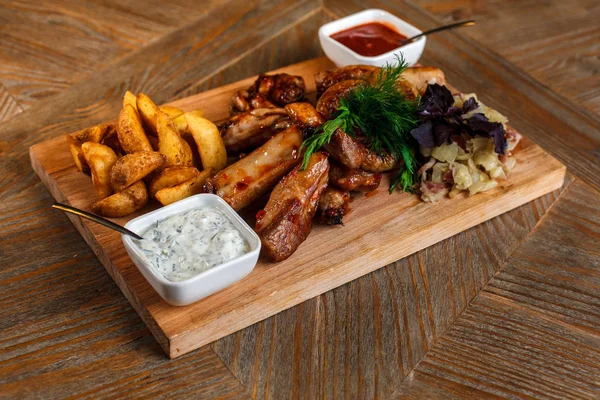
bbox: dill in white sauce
[136,207,250,282]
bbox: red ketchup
[330,22,407,57]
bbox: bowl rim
[318,8,425,62]
[122,193,261,288]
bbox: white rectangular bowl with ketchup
[319,9,426,67]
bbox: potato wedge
[172,113,188,135]
[81,142,119,199]
[110,151,166,192]
[67,123,117,172]
[136,93,161,135]
[157,111,193,168]
[117,104,153,153]
[67,135,89,173]
[185,113,227,171]
[123,91,137,111]
[179,136,194,166]
[173,110,203,136]
[102,127,124,156]
[149,166,201,197]
[92,181,148,217]
[155,169,212,206]
[159,105,184,119]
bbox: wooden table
[1,1,598,398]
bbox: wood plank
[30,59,566,358]
[0,0,221,109]
[390,179,600,399]
[0,83,23,123]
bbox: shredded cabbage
[417,96,520,203]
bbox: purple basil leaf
[418,84,454,118]
[465,117,507,154]
[467,112,488,122]
[433,121,455,147]
[461,97,478,113]
[410,120,435,148]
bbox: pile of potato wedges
[67,91,226,217]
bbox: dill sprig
[300,56,420,192]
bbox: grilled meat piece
[204,125,303,211]
[271,74,306,105]
[219,108,291,153]
[284,102,325,130]
[315,65,380,97]
[323,128,366,169]
[231,73,306,115]
[256,152,329,261]
[329,162,382,192]
[316,79,363,120]
[315,65,445,98]
[317,187,350,225]
[360,149,400,172]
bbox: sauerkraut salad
[409,86,522,202]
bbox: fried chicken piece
[219,108,291,153]
[317,187,350,225]
[329,162,382,192]
[230,73,306,115]
[204,125,302,211]
[284,102,325,130]
[271,74,306,105]
[256,152,329,261]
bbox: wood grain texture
[213,178,571,399]
[0,194,250,399]
[29,57,566,359]
[0,0,321,204]
[0,0,220,109]
[1,0,599,397]
[391,180,600,399]
[0,83,23,123]
[413,0,600,115]
[1,1,323,397]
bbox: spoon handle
[401,20,475,46]
[52,202,144,240]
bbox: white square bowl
[319,9,425,67]
[122,194,261,306]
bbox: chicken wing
[284,102,325,130]
[204,125,303,211]
[317,187,350,225]
[219,108,291,153]
[256,151,329,261]
[231,73,306,115]
[329,162,382,192]
[271,74,306,105]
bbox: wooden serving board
[30,58,566,358]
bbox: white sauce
[135,207,250,282]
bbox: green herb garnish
[301,56,420,192]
